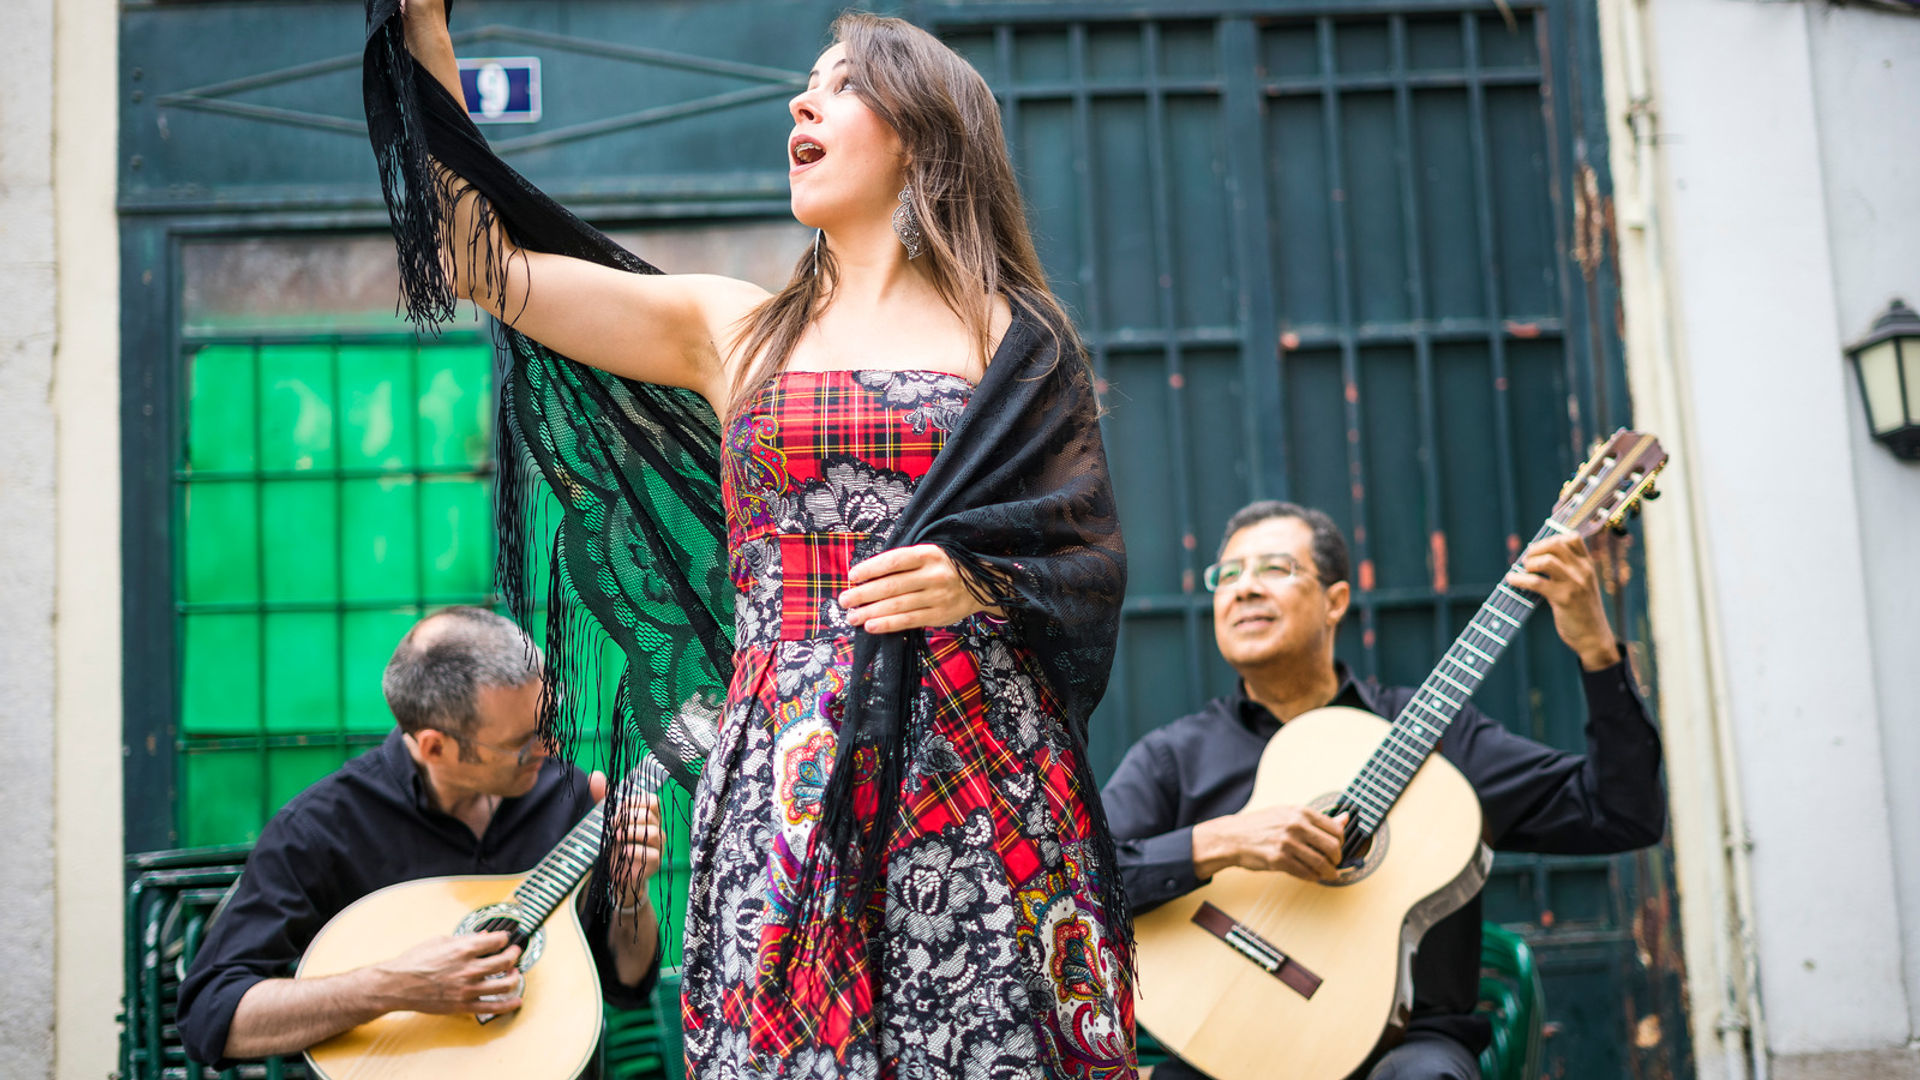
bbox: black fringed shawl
[363,0,1132,965]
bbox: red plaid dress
[682,369,1135,1079]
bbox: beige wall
[1,0,62,1072]
[52,0,124,1073]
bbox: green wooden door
[921,3,1689,1077]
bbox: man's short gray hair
[382,606,541,740]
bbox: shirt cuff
[1579,658,1643,717]
[586,909,663,1011]
[176,969,269,1069]
[1118,826,1202,911]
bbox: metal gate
[919,3,1690,1077]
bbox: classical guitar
[296,756,670,1080]
[1133,429,1668,1080]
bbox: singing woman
[372,4,1134,1076]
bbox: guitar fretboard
[1340,519,1563,835]
[508,756,670,931]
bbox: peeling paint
[1505,320,1543,339]
[1430,530,1450,592]
[1358,559,1375,592]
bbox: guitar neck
[508,756,668,929]
[1342,520,1562,834]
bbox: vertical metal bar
[412,340,428,622]
[1534,6,1586,459]
[1141,21,1210,693]
[1064,20,1134,744]
[996,25,1018,170]
[253,337,271,836]
[137,226,187,851]
[1316,16,1378,679]
[1388,15,1449,661]
[1562,2,1611,438]
[1218,18,1286,502]
[331,337,348,757]
[1463,14,1532,723]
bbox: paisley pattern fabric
[683,370,1135,1080]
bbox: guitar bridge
[1192,901,1322,1000]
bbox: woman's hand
[840,545,1003,634]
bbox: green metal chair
[119,845,684,1080]
[1475,923,1547,1080]
[1134,921,1546,1080]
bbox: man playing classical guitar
[177,607,664,1072]
[1103,502,1667,1080]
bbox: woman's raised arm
[397,0,766,406]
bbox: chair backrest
[121,846,310,1080]
[1476,923,1548,1080]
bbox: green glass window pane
[181,481,260,605]
[341,477,420,601]
[181,613,262,735]
[344,608,419,733]
[339,343,418,470]
[268,746,350,811]
[186,345,258,473]
[258,344,337,472]
[182,748,265,846]
[417,344,494,469]
[264,611,341,734]
[420,477,494,597]
[261,480,340,603]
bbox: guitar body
[298,875,602,1080]
[1134,706,1492,1080]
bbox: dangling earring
[892,187,924,260]
[811,228,823,276]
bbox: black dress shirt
[176,728,659,1068]
[1103,660,1664,1065]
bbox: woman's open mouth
[789,134,827,173]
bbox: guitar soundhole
[455,903,546,971]
[1306,792,1389,886]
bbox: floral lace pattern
[685,370,1134,1079]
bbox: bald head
[382,606,541,740]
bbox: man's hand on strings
[370,931,523,1015]
[841,545,1004,635]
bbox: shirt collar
[1229,660,1383,733]
[378,727,437,813]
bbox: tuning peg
[1642,486,1662,501]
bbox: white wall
[0,0,60,1074]
[1645,0,1911,1056]
[1805,1,1920,1043]
[52,0,125,1072]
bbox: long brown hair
[725,11,1079,418]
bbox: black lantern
[1846,299,1920,461]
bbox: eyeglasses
[461,730,545,767]
[1202,553,1311,592]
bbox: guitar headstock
[1553,429,1669,537]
